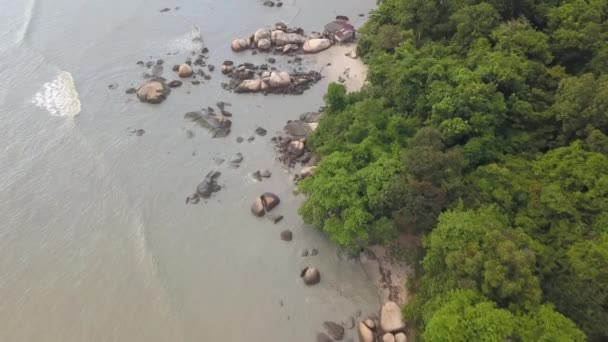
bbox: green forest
[298,0,608,340]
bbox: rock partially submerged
[186,171,221,204]
[303,38,332,53]
[251,192,281,217]
[324,321,345,340]
[184,111,232,138]
[301,266,321,285]
[136,78,170,104]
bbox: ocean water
[0,0,379,341]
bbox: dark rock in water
[317,332,333,342]
[146,61,154,68]
[156,59,164,65]
[216,101,231,111]
[220,110,232,117]
[136,61,145,66]
[310,248,319,256]
[341,317,356,330]
[261,169,271,178]
[301,267,320,285]
[252,170,262,182]
[108,83,118,90]
[172,64,180,72]
[207,64,215,72]
[236,137,244,143]
[252,50,258,56]
[359,13,365,17]
[301,249,309,257]
[223,60,234,66]
[168,80,182,88]
[270,214,284,223]
[247,136,255,142]
[255,127,268,136]
[229,152,244,167]
[213,156,225,165]
[192,80,201,85]
[135,129,145,136]
[280,230,293,241]
[263,0,275,7]
[160,7,171,12]
[204,74,212,80]
[324,321,345,340]
[184,111,232,138]
[251,192,281,216]
[202,47,209,54]
[196,171,222,198]
[267,57,276,64]
[125,88,137,94]
[276,1,283,7]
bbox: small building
[324,17,356,43]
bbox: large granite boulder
[301,267,320,285]
[303,39,331,53]
[231,38,250,51]
[271,30,289,46]
[178,64,193,78]
[136,79,170,104]
[358,321,375,342]
[236,79,262,93]
[269,71,291,88]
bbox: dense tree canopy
[301,0,608,339]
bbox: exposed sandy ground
[315,43,368,91]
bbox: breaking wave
[32,71,81,117]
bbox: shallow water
[0,0,379,341]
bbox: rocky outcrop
[284,120,316,137]
[301,267,320,285]
[224,62,322,95]
[324,321,345,341]
[358,321,375,342]
[178,64,193,78]
[257,38,272,50]
[254,29,271,43]
[317,333,333,342]
[380,302,405,333]
[236,79,262,93]
[136,79,170,104]
[303,39,332,53]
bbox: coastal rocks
[224,62,321,95]
[184,111,232,138]
[288,140,305,157]
[271,30,290,46]
[251,192,281,217]
[257,38,272,50]
[231,38,250,51]
[301,266,320,285]
[324,321,345,340]
[280,230,293,241]
[358,321,375,342]
[178,64,193,78]
[300,111,322,123]
[186,171,221,204]
[254,28,271,43]
[317,333,333,342]
[269,71,291,88]
[303,38,332,53]
[380,302,406,333]
[136,79,170,104]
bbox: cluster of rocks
[231,22,334,55]
[251,169,272,181]
[220,61,321,95]
[129,47,214,104]
[186,171,222,204]
[358,302,407,342]
[272,111,322,168]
